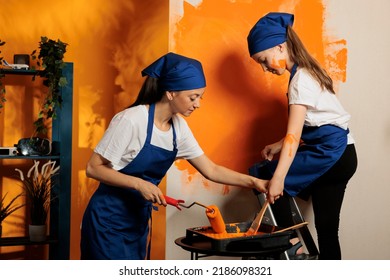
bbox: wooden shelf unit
[0,63,73,259]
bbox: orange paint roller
[206,205,226,234]
[164,196,226,233]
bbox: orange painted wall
[170,0,346,178]
[0,0,346,260]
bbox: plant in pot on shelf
[0,192,24,238]
[15,160,59,242]
[31,36,68,136]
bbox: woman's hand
[252,178,269,193]
[261,139,284,160]
[134,178,167,206]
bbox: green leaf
[58,77,67,87]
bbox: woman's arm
[267,104,307,203]
[188,154,268,193]
[86,152,167,205]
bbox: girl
[80,52,268,260]
[247,12,357,259]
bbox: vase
[29,224,47,242]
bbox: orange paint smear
[283,133,299,157]
[270,58,286,69]
[325,39,347,83]
[222,185,230,195]
[175,159,197,175]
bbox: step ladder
[249,162,319,260]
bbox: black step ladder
[249,162,319,260]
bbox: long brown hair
[129,76,164,107]
[286,25,335,93]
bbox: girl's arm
[267,104,307,203]
[261,138,284,160]
[188,154,268,193]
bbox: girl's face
[168,88,205,117]
[251,44,289,75]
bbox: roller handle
[164,195,184,211]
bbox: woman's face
[169,87,205,117]
[251,44,288,75]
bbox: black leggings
[270,144,358,260]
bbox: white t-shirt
[288,68,355,144]
[94,105,204,170]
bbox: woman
[80,52,268,260]
[247,13,357,259]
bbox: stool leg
[289,197,319,257]
[256,193,290,260]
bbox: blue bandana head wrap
[141,52,206,91]
[247,12,294,56]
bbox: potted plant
[15,160,59,242]
[1,37,68,129]
[0,192,24,238]
[31,36,68,136]
[1,37,68,157]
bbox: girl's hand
[266,176,285,204]
[261,139,284,160]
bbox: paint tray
[185,221,293,252]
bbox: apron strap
[145,103,155,144]
[287,64,298,112]
[289,63,298,83]
[147,103,178,151]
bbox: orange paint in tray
[196,226,267,240]
[185,220,293,254]
[203,205,268,239]
[185,205,293,252]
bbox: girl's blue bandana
[247,12,294,56]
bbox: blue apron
[253,64,348,197]
[81,103,178,260]
[266,125,348,196]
